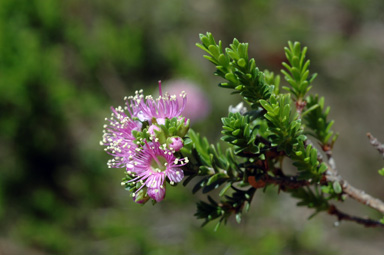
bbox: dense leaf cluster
[221,112,260,154]
[281,41,317,101]
[304,95,338,148]
[183,32,346,228]
[196,33,273,108]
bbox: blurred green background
[1,0,384,254]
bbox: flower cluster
[101,81,190,203]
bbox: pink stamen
[158,80,163,96]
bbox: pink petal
[167,168,184,183]
[147,186,166,202]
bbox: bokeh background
[1,0,384,254]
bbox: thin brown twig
[265,174,311,189]
[248,174,310,190]
[367,132,384,158]
[325,171,384,214]
[328,204,384,228]
[320,145,384,215]
[250,137,384,227]
[308,137,384,215]
[324,148,337,171]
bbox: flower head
[101,106,142,168]
[126,141,187,202]
[101,81,190,203]
[167,136,184,152]
[127,81,187,124]
[160,79,211,123]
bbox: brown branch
[328,204,384,228]
[325,172,384,214]
[312,138,384,215]
[324,148,337,171]
[367,132,384,158]
[248,174,310,190]
[267,175,310,189]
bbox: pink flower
[147,124,161,138]
[101,81,191,203]
[159,80,211,123]
[127,81,187,124]
[133,187,150,204]
[101,106,142,169]
[126,141,187,202]
[167,136,184,152]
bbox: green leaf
[197,32,273,106]
[237,58,246,68]
[235,213,242,223]
[318,163,327,174]
[219,182,232,197]
[281,41,315,100]
[310,148,318,166]
[231,129,241,136]
[321,185,331,194]
[208,45,220,58]
[218,54,228,66]
[214,221,222,232]
[333,181,342,194]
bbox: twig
[248,174,310,189]
[310,137,384,215]
[324,148,337,171]
[325,172,384,214]
[367,132,384,158]
[295,99,307,119]
[328,204,384,228]
[305,139,339,173]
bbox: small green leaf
[200,33,211,46]
[218,54,228,66]
[333,181,342,194]
[318,163,327,174]
[232,129,241,136]
[225,73,237,83]
[206,174,219,186]
[321,185,331,194]
[235,213,242,224]
[219,182,232,197]
[237,58,246,68]
[214,221,222,232]
[301,103,319,117]
[208,45,220,58]
[310,148,318,166]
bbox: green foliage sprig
[290,187,329,217]
[221,112,261,154]
[195,187,256,231]
[304,95,339,149]
[196,32,273,108]
[181,130,240,192]
[281,41,317,102]
[180,32,384,229]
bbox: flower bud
[133,187,150,204]
[147,124,161,138]
[176,117,190,138]
[167,136,184,151]
[147,185,166,202]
